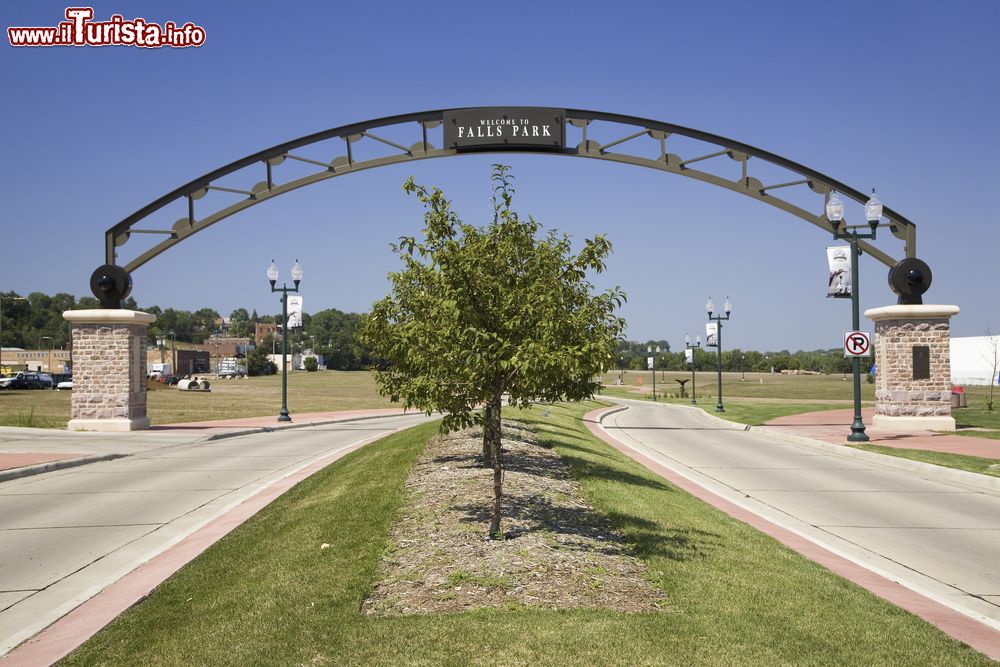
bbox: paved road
[601,400,1000,629]
[0,413,430,656]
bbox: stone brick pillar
[864,304,959,432]
[63,309,157,431]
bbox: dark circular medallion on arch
[89,264,132,308]
[888,258,931,305]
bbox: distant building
[0,347,71,373]
[951,336,1000,385]
[255,323,277,344]
[206,336,254,362]
[267,353,301,372]
[298,350,325,370]
[176,349,210,375]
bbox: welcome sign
[444,107,565,150]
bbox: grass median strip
[851,444,1000,478]
[64,403,992,666]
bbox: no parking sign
[844,331,872,357]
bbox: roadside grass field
[0,371,393,427]
[599,389,846,426]
[64,402,992,666]
[601,369,873,402]
[2,370,996,441]
[852,444,1000,479]
[951,385,1000,439]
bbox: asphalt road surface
[0,413,431,656]
[601,400,1000,630]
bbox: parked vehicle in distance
[149,363,172,378]
[56,380,73,390]
[0,372,53,390]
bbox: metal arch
[106,107,917,273]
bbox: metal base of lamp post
[848,420,869,442]
[715,403,725,413]
[278,410,292,423]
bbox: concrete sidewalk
[0,409,408,482]
[764,407,1000,459]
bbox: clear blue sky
[2,1,998,352]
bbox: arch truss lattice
[105,107,916,273]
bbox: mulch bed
[362,420,667,615]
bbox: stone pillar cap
[865,304,959,321]
[63,309,157,325]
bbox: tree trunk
[482,404,494,467]
[487,397,504,539]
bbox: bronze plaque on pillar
[912,345,930,380]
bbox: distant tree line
[1,291,372,372]
[615,341,854,375]
[0,291,137,350]
[2,291,854,375]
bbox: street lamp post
[267,259,302,423]
[169,331,176,374]
[706,296,732,413]
[619,355,625,385]
[741,354,746,381]
[685,334,701,405]
[827,190,884,443]
[647,345,660,400]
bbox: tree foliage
[246,340,277,376]
[359,165,626,537]
[984,328,998,412]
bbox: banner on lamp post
[705,322,718,347]
[286,296,304,328]
[646,356,654,370]
[827,246,852,298]
[685,348,693,365]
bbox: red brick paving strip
[0,454,81,473]
[584,406,1000,662]
[765,407,1000,458]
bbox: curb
[0,454,125,483]
[0,412,413,483]
[195,410,415,442]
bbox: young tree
[360,165,625,539]
[985,328,999,413]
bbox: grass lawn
[851,444,1000,479]
[64,402,992,666]
[691,399,845,426]
[952,385,1000,439]
[600,387,846,426]
[601,369,874,402]
[0,371,393,428]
